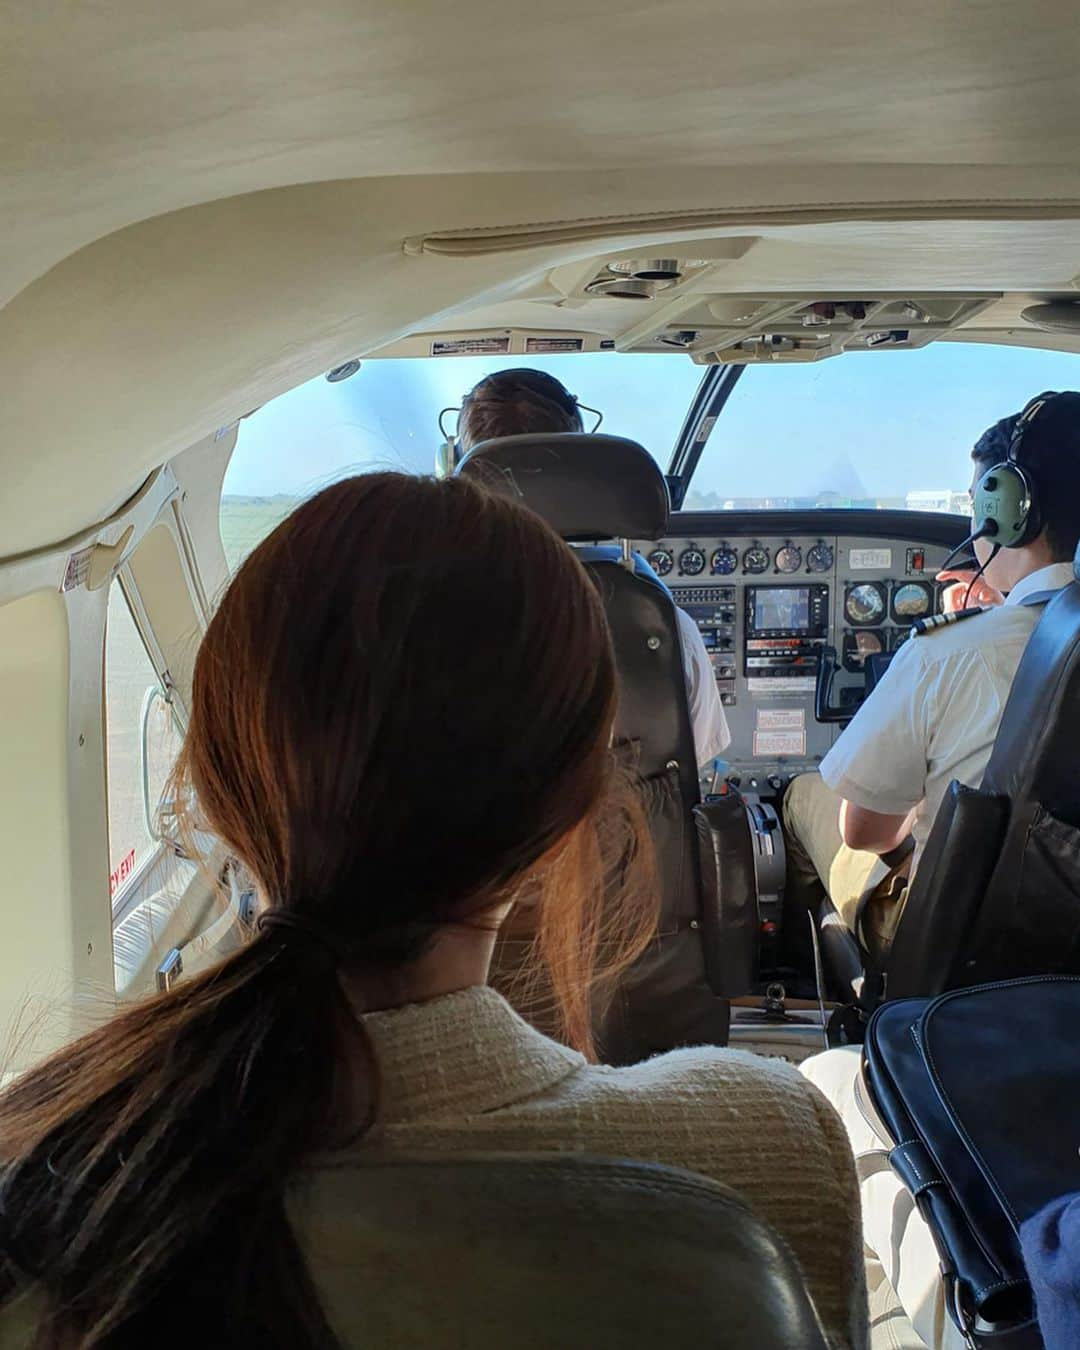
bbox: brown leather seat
[303,1151,830,1349]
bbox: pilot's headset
[434,368,603,477]
[971,392,1060,548]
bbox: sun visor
[457,434,670,542]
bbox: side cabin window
[105,582,183,905]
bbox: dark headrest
[456,433,670,541]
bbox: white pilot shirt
[675,607,732,768]
[820,562,1075,872]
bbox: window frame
[106,565,188,915]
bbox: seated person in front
[453,366,732,772]
[0,472,865,1349]
[783,392,1080,959]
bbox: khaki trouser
[802,1048,970,1350]
[782,772,909,962]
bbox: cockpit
[8,4,1080,1344]
[224,336,1078,805]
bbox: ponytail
[0,472,657,1344]
[0,934,373,1348]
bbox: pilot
[452,367,731,772]
[783,391,1080,960]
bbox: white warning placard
[753,729,807,757]
[524,336,584,353]
[755,707,804,732]
[849,547,892,570]
[747,677,816,694]
[431,336,511,357]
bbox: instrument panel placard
[848,546,893,570]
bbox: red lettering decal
[109,848,137,896]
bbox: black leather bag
[861,976,1080,1348]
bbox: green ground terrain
[218,496,299,572]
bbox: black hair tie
[255,908,346,969]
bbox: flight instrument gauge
[647,547,673,577]
[678,546,706,576]
[742,544,770,574]
[806,541,834,573]
[710,545,738,575]
[844,582,887,626]
[842,629,884,673]
[891,580,934,623]
[775,542,803,573]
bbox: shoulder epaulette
[911,606,987,638]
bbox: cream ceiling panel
[3,0,1080,301]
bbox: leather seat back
[981,572,1080,819]
[305,1152,830,1349]
[885,784,1010,997]
[458,435,732,1060]
[887,554,1080,998]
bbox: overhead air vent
[326,359,361,382]
[796,300,869,327]
[740,335,797,355]
[584,277,662,300]
[607,258,685,281]
[1021,301,1080,333]
[863,329,911,347]
[659,330,700,348]
[582,255,715,301]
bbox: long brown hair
[0,472,655,1348]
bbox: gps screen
[752,588,811,631]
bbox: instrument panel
[633,519,959,792]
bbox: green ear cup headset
[972,393,1056,548]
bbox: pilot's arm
[819,641,931,855]
[839,798,917,855]
[674,608,731,770]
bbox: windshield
[222,353,700,569]
[221,342,1080,569]
[685,343,1080,511]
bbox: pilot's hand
[936,569,1004,612]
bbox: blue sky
[224,345,1080,504]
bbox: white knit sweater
[0,986,867,1347]
[301,985,868,1350]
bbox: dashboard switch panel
[643,522,958,790]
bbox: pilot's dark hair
[458,367,584,453]
[972,391,1080,560]
[0,474,655,1348]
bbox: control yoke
[815,644,898,724]
[814,645,852,724]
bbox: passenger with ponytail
[0,473,866,1349]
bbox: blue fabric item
[573,545,670,597]
[1021,1192,1080,1349]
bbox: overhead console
[634,511,964,795]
